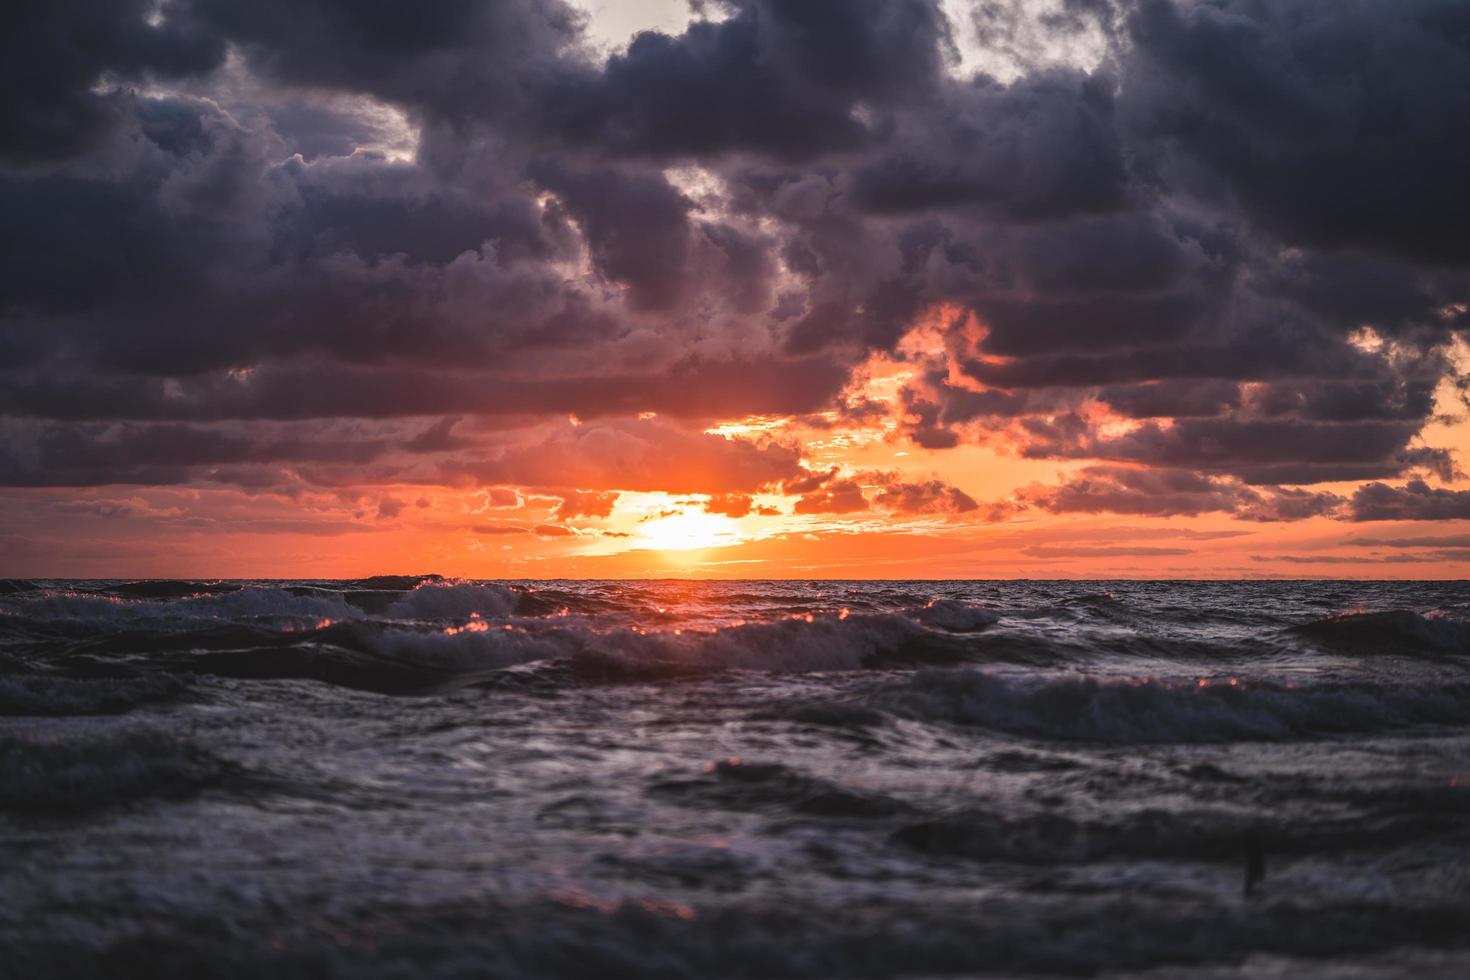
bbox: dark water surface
[2,578,1469,978]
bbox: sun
[634,508,742,552]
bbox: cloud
[1346,481,1470,521]
[1123,0,1470,264]
[1346,534,1470,549]
[555,490,620,519]
[793,478,870,515]
[1017,465,1343,521]
[4,0,1470,551]
[703,493,754,518]
[1248,554,1439,565]
[868,474,979,514]
[482,488,522,509]
[1022,545,1193,558]
[1,0,225,163]
[472,524,531,536]
[541,0,949,161]
[786,469,978,516]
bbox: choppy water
[2,577,1469,978]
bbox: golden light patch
[634,507,743,552]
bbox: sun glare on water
[635,508,741,552]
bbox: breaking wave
[362,609,992,679]
[40,605,1004,696]
[910,598,1001,632]
[380,580,523,620]
[1295,609,1470,652]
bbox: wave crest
[365,611,980,680]
[910,599,1000,632]
[382,580,523,621]
[1296,609,1470,652]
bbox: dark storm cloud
[1346,481,1470,522]
[2,0,1469,519]
[541,0,951,161]
[529,164,694,311]
[0,357,852,422]
[1016,417,1454,485]
[783,468,979,516]
[0,415,803,498]
[1017,465,1343,521]
[181,0,583,133]
[1,0,224,163]
[1123,0,1470,264]
[0,419,398,487]
[851,68,1128,221]
[880,0,1470,500]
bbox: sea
[1,577,1468,978]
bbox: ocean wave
[1295,609,1470,652]
[368,610,982,679]
[104,580,244,600]
[381,580,522,620]
[875,670,1470,742]
[3,587,360,627]
[124,611,995,694]
[910,598,1000,632]
[7,893,1469,980]
[342,574,445,591]
[893,800,1466,865]
[1,580,527,631]
[648,758,911,819]
[0,674,187,716]
[0,729,230,813]
[751,699,887,729]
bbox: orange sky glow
[11,311,1470,580]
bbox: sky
[3,0,1470,579]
